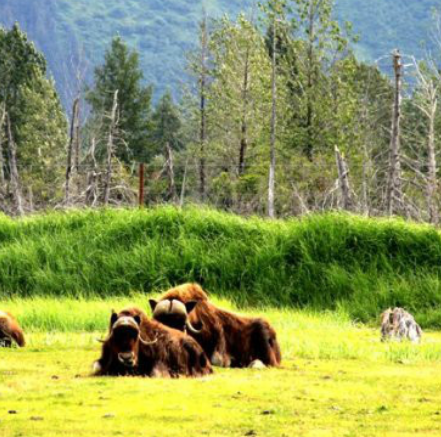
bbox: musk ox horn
[151,299,202,334]
[185,320,202,335]
[139,336,158,346]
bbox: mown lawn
[1,300,441,436]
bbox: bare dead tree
[268,17,277,219]
[386,50,403,216]
[334,146,352,210]
[165,142,177,202]
[65,97,80,204]
[103,90,119,206]
[6,113,24,216]
[179,158,189,208]
[412,58,440,225]
[85,137,99,207]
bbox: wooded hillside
[0,0,437,102]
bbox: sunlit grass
[1,299,441,436]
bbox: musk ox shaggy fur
[93,306,212,377]
[0,311,25,347]
[149,283,281,368]
[380,307,422,343]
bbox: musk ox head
[106,311,155,368]
[149,299,201,334]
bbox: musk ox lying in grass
[380,307,422,343]
[93,306,212,377]
[0,311,25,347]
[149,283,281,368]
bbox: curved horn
[139,336,158,346]
[185,320,202,335]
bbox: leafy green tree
[0,23,47,136]
[209,14,271,176]
[86,36,153,163]
[17,79,68,204]
[0,23,67,207]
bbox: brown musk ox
[149,283,281,368]
[0,311,25,347]
[93,306,212,377]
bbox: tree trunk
[305,0,316,161]
[386,50,403,216]
[85,137,99,207]
[0,106,6,187]
[104,90,119,206]
[6,113,24,216]
[199,14,208,201]
[65,97,79,204]
[238,43,250,176]
[180,158,189,207]
[268,17,277,219]
[335,146,352,211]
[426,95,438,225]
[165,142,177,202]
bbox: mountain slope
[0,0,438,105]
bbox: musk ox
[149,283,281,368]
[93,306,212,377]
[380,307,422,343]
[0,311,25,347]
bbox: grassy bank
[1,207,441,325]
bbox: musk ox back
[94,306,212,378]
[0,311,25,347]
[380,307,422,343]
[150,283,281,368]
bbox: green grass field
[1,298,441,436]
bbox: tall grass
[1,206,441,326]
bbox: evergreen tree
[0,23,67,208]
[86,36,153,163]
[151,90,182,153]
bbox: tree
[150,90,182,201]
[151,90,182,152]
[0,24,67,210]
[86,36,153,163]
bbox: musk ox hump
[159,283,209,303]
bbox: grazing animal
[149,283,281,368]
[93,306,212,377]
[380,307,422,343]
[0,311,25,347]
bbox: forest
[0,0,441,223]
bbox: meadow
[2,208,441,435]
[1,297,441,436]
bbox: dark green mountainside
[0,0,438,104]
